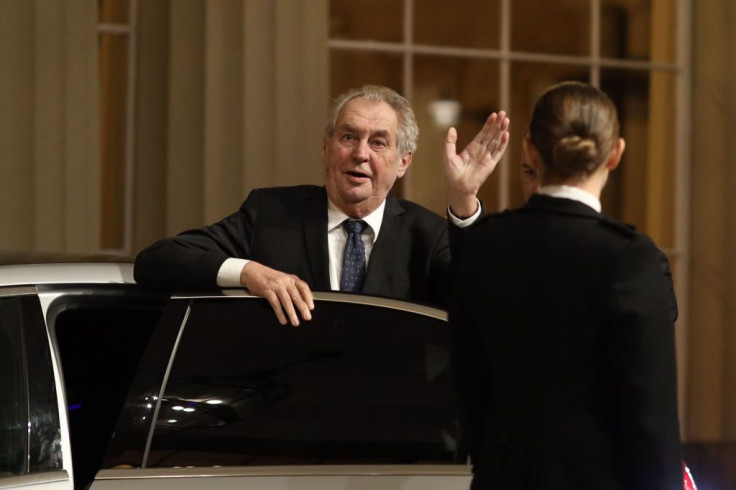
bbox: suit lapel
[362,194,404,295]
[302,187,331,290]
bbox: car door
[0,287,69,490]
[94,292,472,489]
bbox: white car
[0,261,471,490]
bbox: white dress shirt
[216,197,482,289]
[537,185,601,213]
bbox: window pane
[21,296,63,475]
[329,50,403,99]
[148,298,460,467]
[99,32,129,250]
[0,298,28,477]
[329,0,403,42]
[511,0,590,56]
[601,0,676,63]
[414,0,500,49]
[54,299,164,487]
[600,68,676,247]
[508,63,590,208]
[99,0,129,24]
[412,56,500,214]
[104,300,190,470]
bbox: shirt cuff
[217,258,249,287]
[447,199,481,228]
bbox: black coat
[450,194,682,490]
[134,185,451,307]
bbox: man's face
[323,97,412,217]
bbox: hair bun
[552,135,599,176]
[528,81,619,180]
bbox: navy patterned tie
[340,219,368,293]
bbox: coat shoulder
[394,198,447,228]
[597,214,639,239]
[249,184,323,200]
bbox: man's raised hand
[445,111,510,217]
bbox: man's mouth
[345,171,371,182]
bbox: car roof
[0,262,136,287]
[0,258,447,320]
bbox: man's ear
[321,134,330,161]
[396,152,413,178]
[605,138,626,171]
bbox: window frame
[105,291,464,471]
[0,287,64,480]
[327,0,692,420]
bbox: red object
[683,462,697,490]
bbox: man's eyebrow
[337,122,359,133]
[372,129,391,139]
[336,123,392,140]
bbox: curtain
[132,0,328,251]
[688,0,736,442]
[0,0,100,254]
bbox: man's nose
[352,139,370,161]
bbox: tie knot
[342,219,367,235]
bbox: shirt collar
[327,198,386,240]
[537,185,602,213]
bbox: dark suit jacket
[134,185,452,306]
[450,194,682,490]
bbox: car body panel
[92,466,471,490]
[1,263,467,490]
[0,471,71,489]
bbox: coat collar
[524,193,602,220]
[362,193,404,295]
[302,187,331,290]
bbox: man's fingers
[287,281,313,323]
[445,127,459,160]
[275,287,300,327]
[498,131,510,154]
[477,112,500,146]
[291,288,312,321]
[264,291,288,326]
[295,280,315,310]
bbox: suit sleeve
[605,236,682,490]
[134,190,259,290]
[429,224,451,306]
[655,247,679,323]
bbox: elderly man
[135,85,509,325]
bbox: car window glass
[21,295,63,475]
[146,298,462,467]
[0,297,28,477]
[53,296,165,488]
[102,298,190,470]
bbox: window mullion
[591,0,601,87]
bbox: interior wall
[0,0,100,254]
[2,0,736,456]
[132,0,328,251]
[687,0,736,442]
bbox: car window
[51,292,166,489]
[0,297,28,478]
[143,297,462,468]
[0,292,63,479]
[22,294,64,475]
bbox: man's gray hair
[323,85,419,156]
